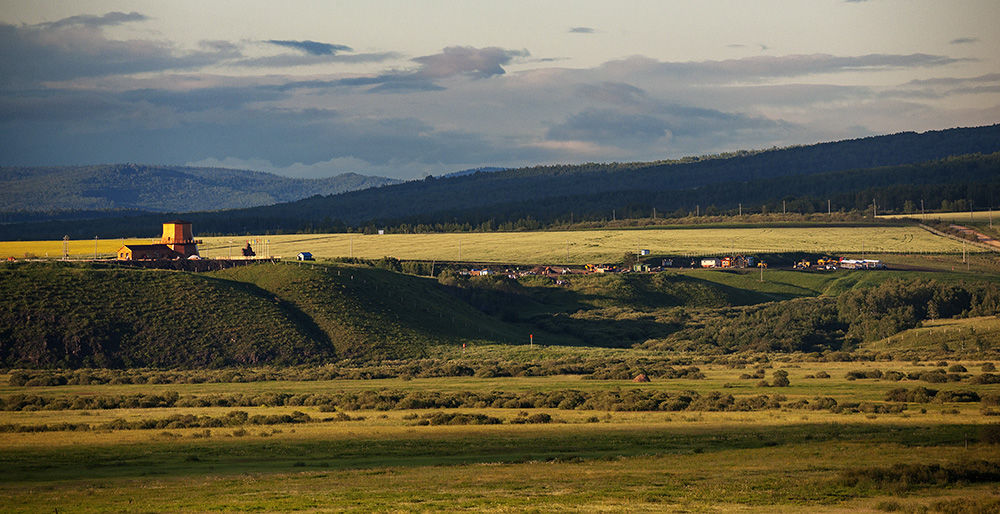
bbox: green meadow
[3,359,1000,512]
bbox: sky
[1,1,998,179]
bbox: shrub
[982,362,997,372]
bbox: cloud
[0,14,240,86]
[265,39,352,55]
[316,46,529,94]
[38,11,147,29]
[413,46,528,79]
[569,27,595,34]
[547,109,672,145]
[597,53,970,84]
[949,37,979,45]
[234,51,397,68]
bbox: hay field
[197,226,970,264]
[0,237,153,259]
[881,210,999,224]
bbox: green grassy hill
[0,262,538,368]
[3,260,999,368]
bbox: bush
[982,362,997,372]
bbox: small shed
[700,258,721,268]
[297,252,314,261]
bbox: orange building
[160,220,201,257]
[117,220,202,260]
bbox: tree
[622,252,639,268]
[772,370,790,387]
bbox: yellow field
[0,225,974,263]
[196,226,971,264]
[880,210,999,224]
[0,237,155,259]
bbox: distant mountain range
[0,164,400,213]
[2,124,999,240]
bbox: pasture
[3,358,1000,511]
[881,210,999,224]
[0,237,152,259]
[196,225,973,264]
[0,225,976,263]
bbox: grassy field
[3,360,1000,511]
[0,237,152,259]
[193,226,973,264]
[0,225,978,263]
[881,210,999,224]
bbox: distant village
[109,220,884,279]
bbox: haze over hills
[0,164,400,213]
[2,124,999,240]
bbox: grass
[189,226,974,264]
[880,210,1000,224]
[0,237,152,259]
[862,316,1000,358]
[3,361,1000,511]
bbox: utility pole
[94,236,98,259]
[739,203,742,216]
[612,209,616,221]
[921,199,925,222]
[828,199,831,216]
[782,200,786,215]
[63,235,69,260]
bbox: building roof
[121,244,174,251]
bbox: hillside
[2,260,999,368]
[0,164,399,215]
[2,125,997,240]
[0,262,534,368]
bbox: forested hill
[2,124,1000,239]
[0,164,399,213]
[196,124,1000,229]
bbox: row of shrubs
[4,359,708,386]
[1,389,794,413]
[839,460,1000,492]
[784,397,906,414]
[844,368,969,383]
[883,387,994,404]
[0,410,315,433]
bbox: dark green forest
[1,125,999,240]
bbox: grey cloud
[234,51,397,68]
[547,109,671,145]
[0,18,240,86]
[949,37,979,45]
[577,82,647,106]
[413,46,528,79]
[266,39,352,55]
[322,46,528,94]
[569,27,595,34]
[38,11,147,29]
[599,53,970,84]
